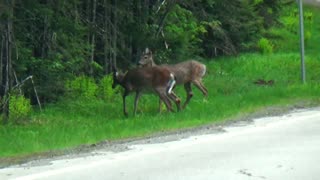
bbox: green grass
[1,4,320,159]
[1,52,320,158]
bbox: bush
[98,75,116,100]
[8,94,32,124]
[258,38,273,54]
[65,76,98,99]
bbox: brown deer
[138,48,208,109]
[112,65,181,117]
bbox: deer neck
[150,59,157,67]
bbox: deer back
[114,66,174,92]
[139,48,206,84]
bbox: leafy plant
[164,4,205,60]
[258,38,273,54]
[65,76,98,99]
[98,75,116,100]
[8,93,32,124]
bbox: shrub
[65,76,98,99]
[258,38,274,54]
[98,75,116,100]
[8,93,32,124]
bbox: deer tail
[201,64,207,77]
[167,73,176,94]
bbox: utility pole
[298,0,306,83]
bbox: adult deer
[138,48,208,109]
[112,65,181,117]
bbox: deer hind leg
[133,91,142,116]
[182,82,193,109]
[167,91,181,112]
[156,89,173,113]
[193,80,208,97]
[166,76,181,112]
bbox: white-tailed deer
[112,65,181,117]
[138,48,208,109]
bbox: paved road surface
[1,108,320,180]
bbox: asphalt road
[1,108,320,180]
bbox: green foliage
[266,4,318,55]
[257,38,273,54]
[65,76,98,99]
[193,0,265,56]
[250,0,282,28]
[97,75,116,100]
[282,16,298,33]
[2,0,286,104]
[8,93,32,124]
[164,5,204,60]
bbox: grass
[1,52,320,158]
[1,4,320,159]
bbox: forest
[0,0,283,123]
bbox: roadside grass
[1,52,320,158]
[1,4,320,159]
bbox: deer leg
[133,91,142,116]
[122,89,129,117]
[166,75,180,111]
[193,80,208,96]
[183,82,193,109]
[167,91,181,112]
[162,94,174,112]
[156,90,173,112]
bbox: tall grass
[1,52,320,158]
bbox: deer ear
[145,48,149,54]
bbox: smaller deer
[112,65,181,117]
[138,48,208,109]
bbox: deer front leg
[183,82,193,109]
[193,80,208,96]
[122,90,129,117]
[133,91,142,116]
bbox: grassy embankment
[0,4,320,159]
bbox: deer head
[138,48,155,67]
[112,65,124,89]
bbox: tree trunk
[1,0,15,124]
[89,0,97,76]
[111,0,117,68]
[103,0,111,74]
